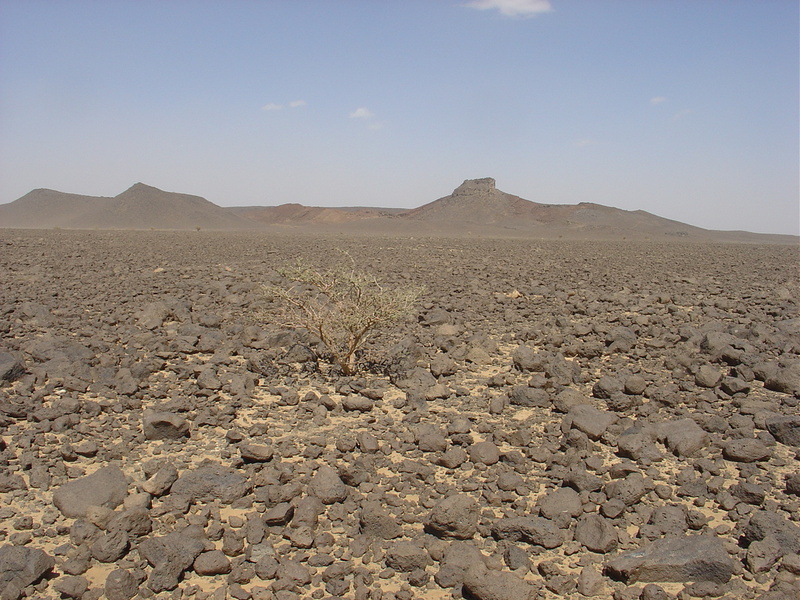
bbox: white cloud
[349,107,375,119]
[465,0,552,18]
[672,109,694,122]
[289,100,307,108]
[575,138,596,148]
[650,96,668,105]
[262,103,283,111]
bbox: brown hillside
[404,177,700,236]
[0,183,256,230]
[0,189,109,229]
[230,204,403,226]
[1,178,796,243]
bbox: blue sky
[1,0,797,234]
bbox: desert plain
[0,228,799,600]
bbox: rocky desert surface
[0,229,798,600]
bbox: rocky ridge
[2,180,796,243]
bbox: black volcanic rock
[604,535,734,584]
[0,229,797,600]
[0,546,55,599]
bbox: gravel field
[0,229,798,600]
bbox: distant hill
[1,179,796,243]
[304,178,796,243]
[230,204,406,226]
[0,183,254,230]
[400,177,709,238]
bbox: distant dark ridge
[1,179,796,243]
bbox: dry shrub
[264,259,423,375]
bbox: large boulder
[765,415,800,447]
[52,466,128,518]
[461,562,538,600]
[434,542,486,588]
[656,418,709,458]
[0,352,25,383]
[604,535,734,584]
[138,526,207,592]
[491,517,563,549]
[0,546,55,600]
[424,494,479,540]
[170,463,251,505]
[742,510,800,554]
[722,439,772,462]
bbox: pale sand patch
[82,563,118,590]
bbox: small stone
[577,566,607,597]
[90,530,129,563]
[239,444,274,463]
[171,463,251,504]
[695,365,723,388]
[341,396,373,412]
[104,569,139,600]
[491,517,563,549]
[568,404,618,440]
[605,473,647,507]
[384,541,429,572]
[745,536,783,574]
[639,583,669,600]
[140,462,178,497]
[138,526,207,592]
[53,575,89,599]
[742,510,800,554]
[658,418,709,458]
[730,482,766,505]
[359,502,402,540]
[624,375,647,395]
[263,503,294,526]
[194,550,232,575]
[593,376,623,399]
[539,487,582,520]
[574,513,618,553]
[436,447,468,469]
[142,410,189,440]
[308,465,348,504]
[469,441,500,465]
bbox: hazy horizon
[1,0,798,235]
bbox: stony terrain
[0,229,798,600]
